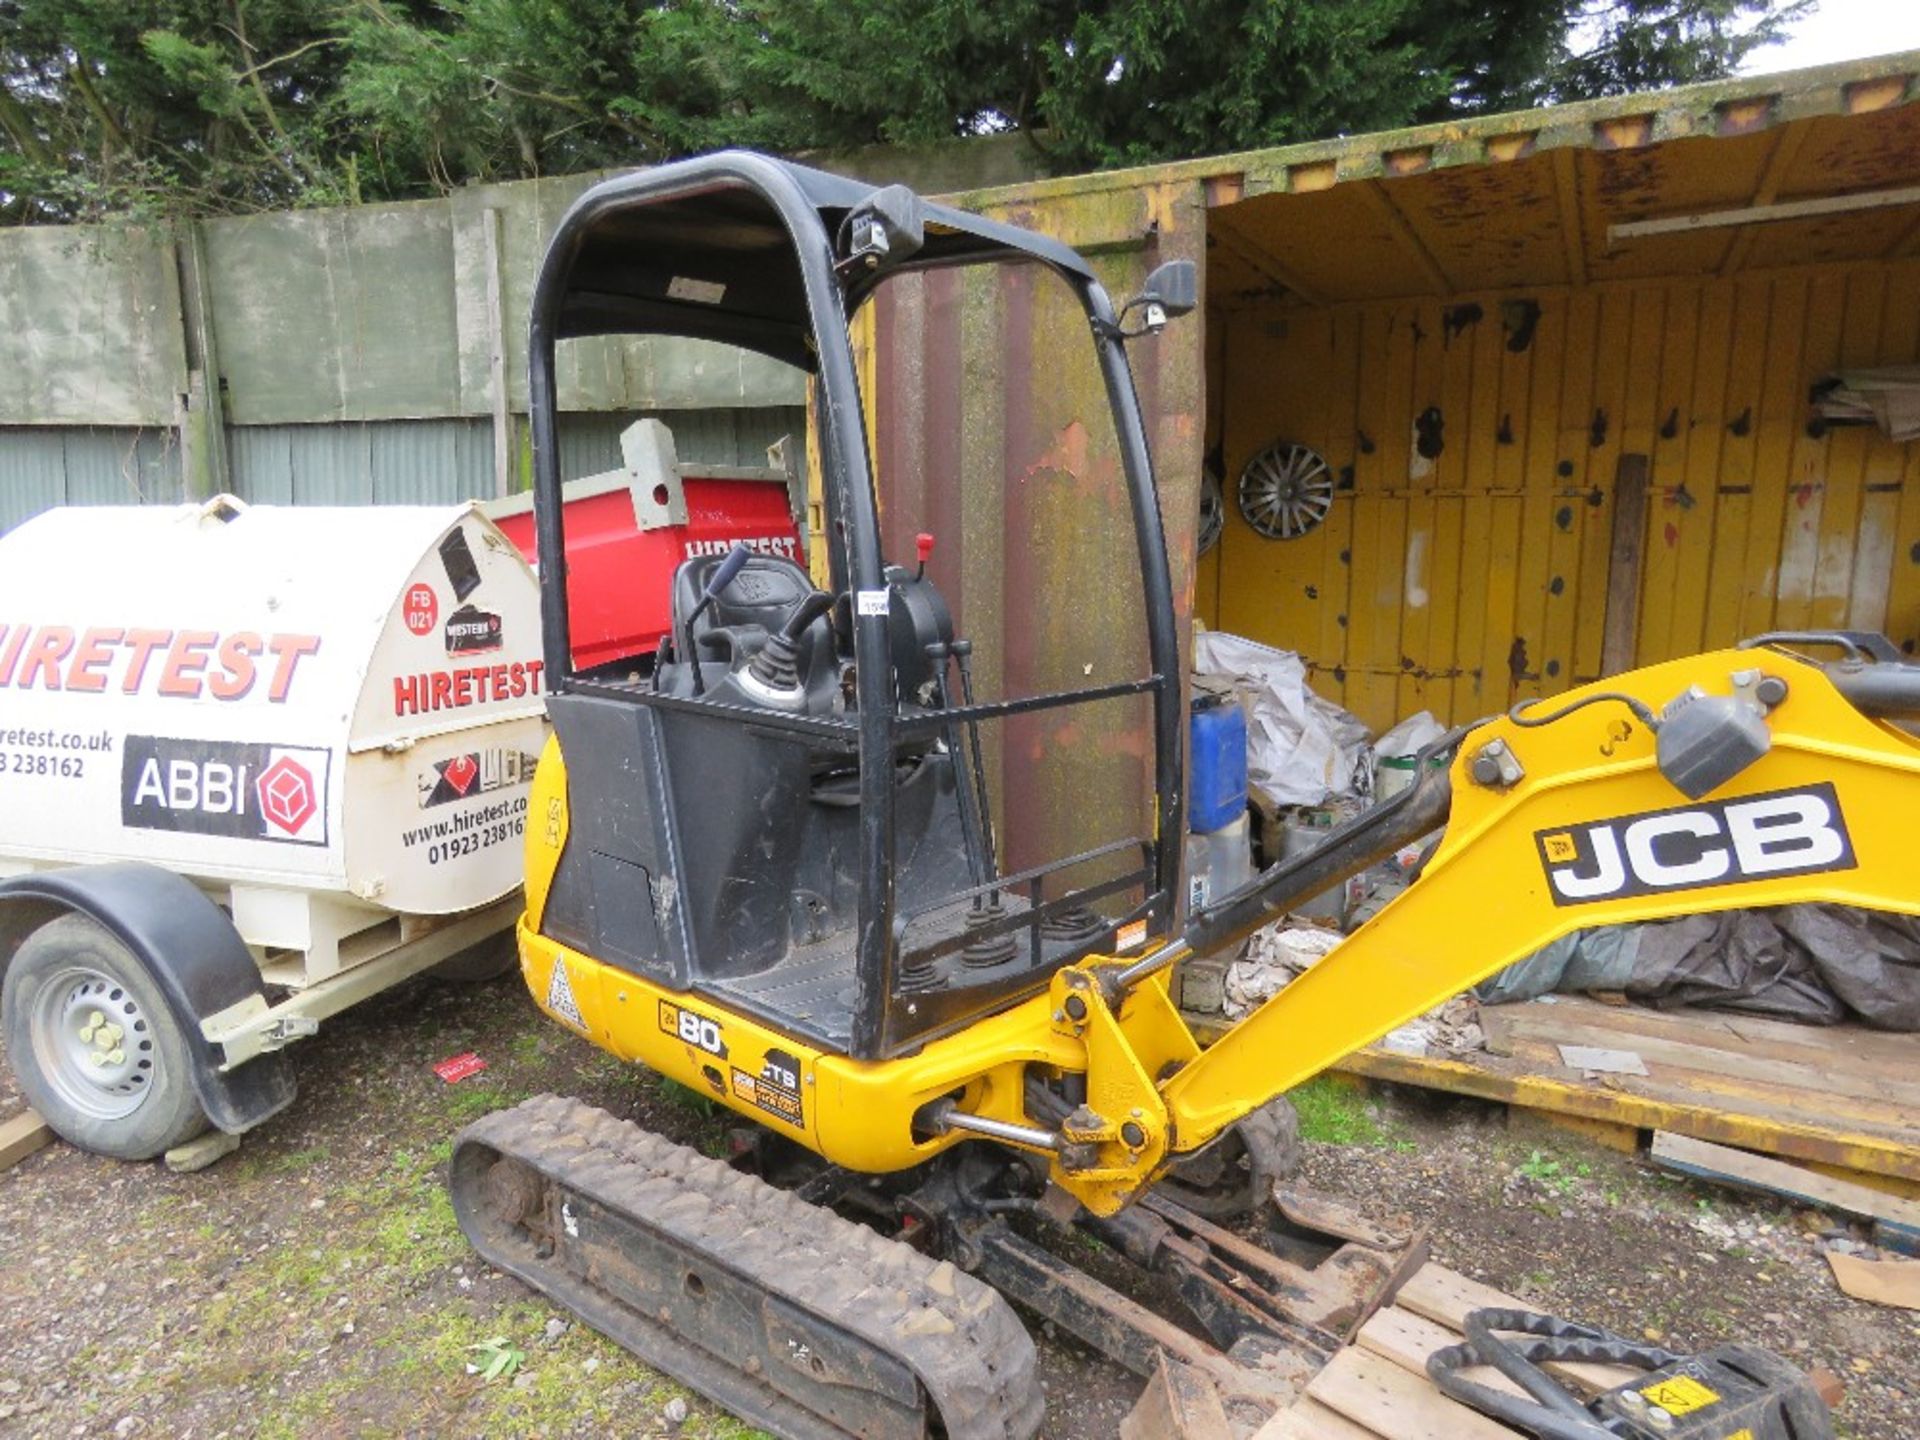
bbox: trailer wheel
[432,931,519,983]
[2,914,210,1160]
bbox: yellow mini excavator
[451,152,1902,1439]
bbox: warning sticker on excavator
[546,960,586,1030]
[1639,1374,1720,1415]
[731,1050,805,1129]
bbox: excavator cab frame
[525,151,1187,1063]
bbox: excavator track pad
[450,1095,1045,1440]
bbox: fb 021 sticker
[121,736,331,845]
[1536,782,1855,906]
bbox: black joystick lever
[686,543,754,697]
[748,588,835,693]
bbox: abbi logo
[257,755,319,836]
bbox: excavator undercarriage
[454,1094,1426,1438]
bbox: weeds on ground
[1286,1077,1415,1150]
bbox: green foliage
[1288,1075,1411,1149]
[0,0,1813,221]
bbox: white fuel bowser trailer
[0,495,549,1161]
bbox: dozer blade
[451,1096,1044,1440]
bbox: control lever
[949,640,1002,886]
[686,543,753,697]
[746,588,835,694]
[927,640,990,890]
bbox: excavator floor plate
[450,1095,1045,1440]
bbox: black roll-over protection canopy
[549,151,1099,370]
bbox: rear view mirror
[1115,259,1198,337]
[843,185,926,272]
[1141,259,1197,318]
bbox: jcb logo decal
[1537,783,1855,906]
[658,1000,727,1058]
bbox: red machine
[486,417,805,671]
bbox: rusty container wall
[866,179,1206,876]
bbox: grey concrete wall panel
[450,176,807,416]
[0,228,188,426]
[203,202,464,425]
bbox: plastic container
[1188,691,1248,833]
[0,496,548,923]
[1375,750,1446,800]
[1185,812,1254,915]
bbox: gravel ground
[1,974,1912,1438]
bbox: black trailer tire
[2,914,210,1161]
[432,930,519,983]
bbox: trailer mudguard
[0,863,295,1134]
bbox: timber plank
[0,1109,53,1172]
[1482,1006,1920,1112]
[1357,1308,1523,1397]
[1650,1131,1920,1237]
[1502,1035,1918,1134]
[1480,996,1920,1086]
[1337,1047,1920,1181]
[1386,1274,1640,1396]
[1305,1347,1516,1440]
[1252,1398,1381,1440]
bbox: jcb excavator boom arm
[1148,643,1920,1156]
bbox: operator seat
[669,552,831,677]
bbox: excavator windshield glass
[846,256,1164,1048]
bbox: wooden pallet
[1252,1263,1641,1440]
[1334,996,1920,1189]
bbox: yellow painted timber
[1774,270,1847,630]
[1337,1048,1920,1183]
[1542,290,1597,695]
[1879,265,1920,645]
[1212,257,1920,727]
[1668,280,1735,655]
[1512,288,1564,703]
[1575,291,1634,682]
[1815,267,1886,631]
[1638,284,1700,664]
[1737,274,1810,636]
[1700,276,1771,646]
[1315,309,1362,677]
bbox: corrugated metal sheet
[228,418,489,505]
[0,406,804,537]
[868,180,1205,874]
[0,426,181,535]
[1200,259,1920,731]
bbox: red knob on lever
[915,532,935,581]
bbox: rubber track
[455,1095,1045,1440]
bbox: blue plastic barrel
[1188,692,1248,833]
